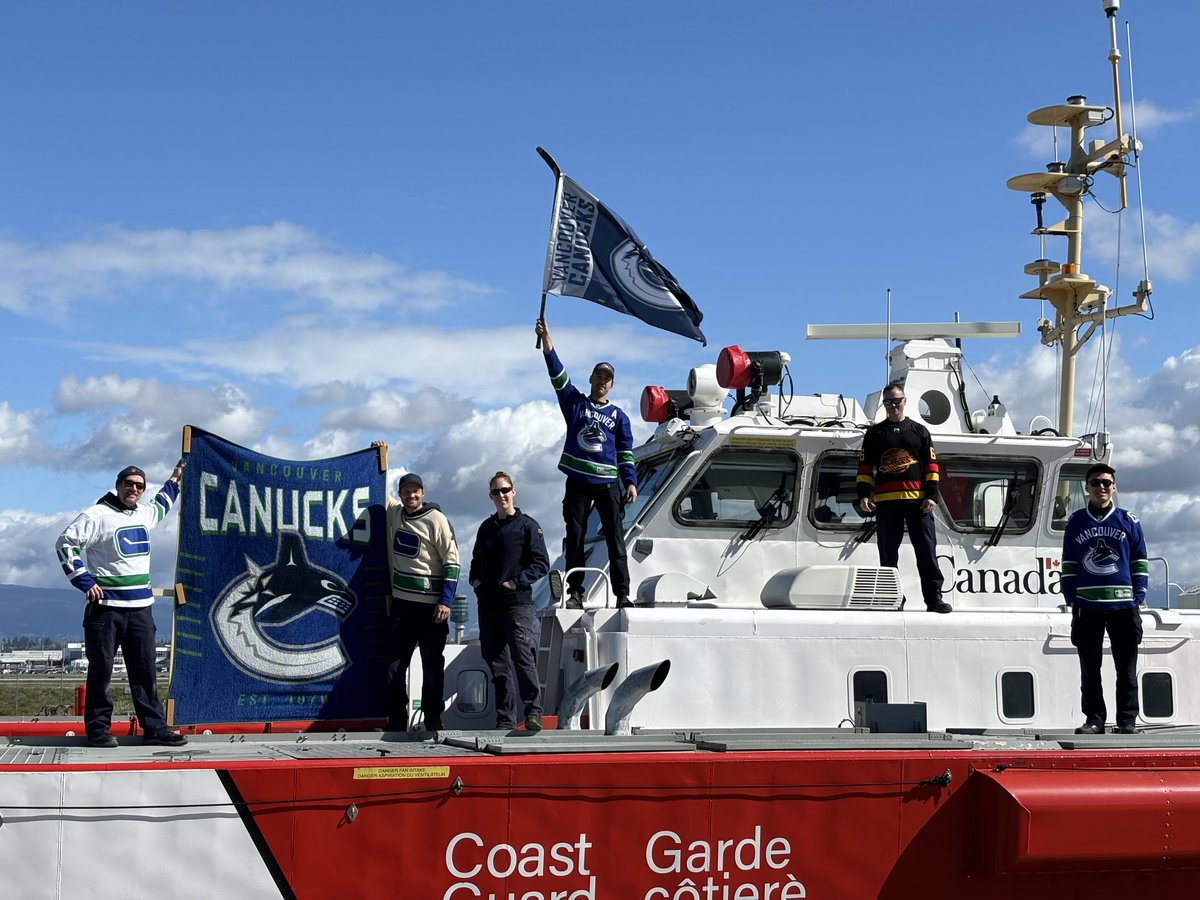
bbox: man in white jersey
[56,462,188,748]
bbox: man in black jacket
[469,471,550,732]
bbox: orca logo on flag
[210,529,357,684]
[115,526,151,558]
[610,240,683,311]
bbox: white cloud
[1119,98,1197,136]
[316,385,467,433]
[0,223,490,322]
[43,375,275,473]
[0,510,75,587]
[0,403,43,465]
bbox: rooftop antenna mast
[1005,0,1150,437]
[885,288,892,387]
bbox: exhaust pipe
[605,660,671,736]
[558,663,619,730]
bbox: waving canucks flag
[542,166,706,345]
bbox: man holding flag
[533,150,707,609]
[536,317,637,609]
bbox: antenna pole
[885,288,892,386]
[1105,0,1128,209]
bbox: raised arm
[535,318,554,354]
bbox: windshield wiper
[741,485,789,542]
[987,474,1027,547]
[851,516,877,546]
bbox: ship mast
[1006,0,1151,437]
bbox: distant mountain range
[0,583,172,640]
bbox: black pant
[874,501,944,606]
[82,603,167,739]
[563,479,629,597]
[1071,605,1142,728]
[478,600,541,727]
[384,599,448,729]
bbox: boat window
[452,668,490,716]
[999,670,1035,720]
[673,447,799,527]
[1141,671,1174,719]
[1049,463,1092,532]
[852,670,888,704]
[937,456,1040,533]
[584,449,683,543]
[810,452,870,529]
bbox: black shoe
[524,714,543,733]
[616,596,633,608]
[144,730,187,747]
[88,733,118,748]
[1118,724,1138,734]
[1074,723,1105,735]
[496,721,516,731]
[565,591,584,609]
[424,718,443,732]
[926,600,953,614]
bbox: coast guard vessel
[3,3,1199,897]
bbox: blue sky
[3,1,1200,601]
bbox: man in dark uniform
[856,382,950,613]
[469,471,550,732]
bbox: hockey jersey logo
[578,422,606,454]
[1082,538,1121,577]
[393,530,421,558]
[879,448,918,474]
[115,526,151,559]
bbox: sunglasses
[882,397,906,407]
[489,486,513,497]
[123,480,146,491]
[1088,479,1115,489]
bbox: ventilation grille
[848,568,903,609]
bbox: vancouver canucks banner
[541,159,706,345]
[168,426,389,724]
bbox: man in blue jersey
[536,318,638,609]
[1061,463,1149,735]
[56,462,188,748]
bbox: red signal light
[716,345,752,389]
[641,385,671,423]
[641,385,693,423]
